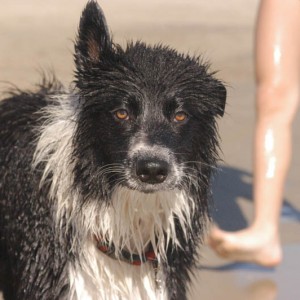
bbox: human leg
[209,0,300,266]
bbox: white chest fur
[68,240,167,300]
[66,187,194,300]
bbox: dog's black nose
[136,159,169,184]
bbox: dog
[0,1,226,299]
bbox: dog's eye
[115,109,129,121]
[174,111,188,123]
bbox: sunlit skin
[209,0,300,267]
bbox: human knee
[256,83,300,121]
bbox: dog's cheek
[171,123,196,151]
[175,119,212,163]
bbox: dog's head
[73,1,226,198]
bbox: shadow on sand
[211,165,300,232]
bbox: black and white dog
[0,1,226,299]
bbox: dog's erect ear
[213,81,227,117]
[75,1,111,66]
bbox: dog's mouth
[134,177,170,193]
[124,177,179,194]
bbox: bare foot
[208,226,282,267]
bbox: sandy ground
[1,1,299,299]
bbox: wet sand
[1,1,299,299]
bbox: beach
[1,1,299,299]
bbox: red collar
[96,238,157,266]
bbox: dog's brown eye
[174,111,188,123]
[115,109,129,120]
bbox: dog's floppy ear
[212,81,227,117]
[75,1,111,67]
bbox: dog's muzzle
[126,143,180,192]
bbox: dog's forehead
[121,55,209,107]
[125,44,204,85]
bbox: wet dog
[0,1,226,299]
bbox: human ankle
[250,222,279,238]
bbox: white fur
[69,239,167,300]
[33,94,195,299]
[69,187,194,300]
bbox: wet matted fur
[0,1,226,299]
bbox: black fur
[0,1,226,299]
[0,88,69,299]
